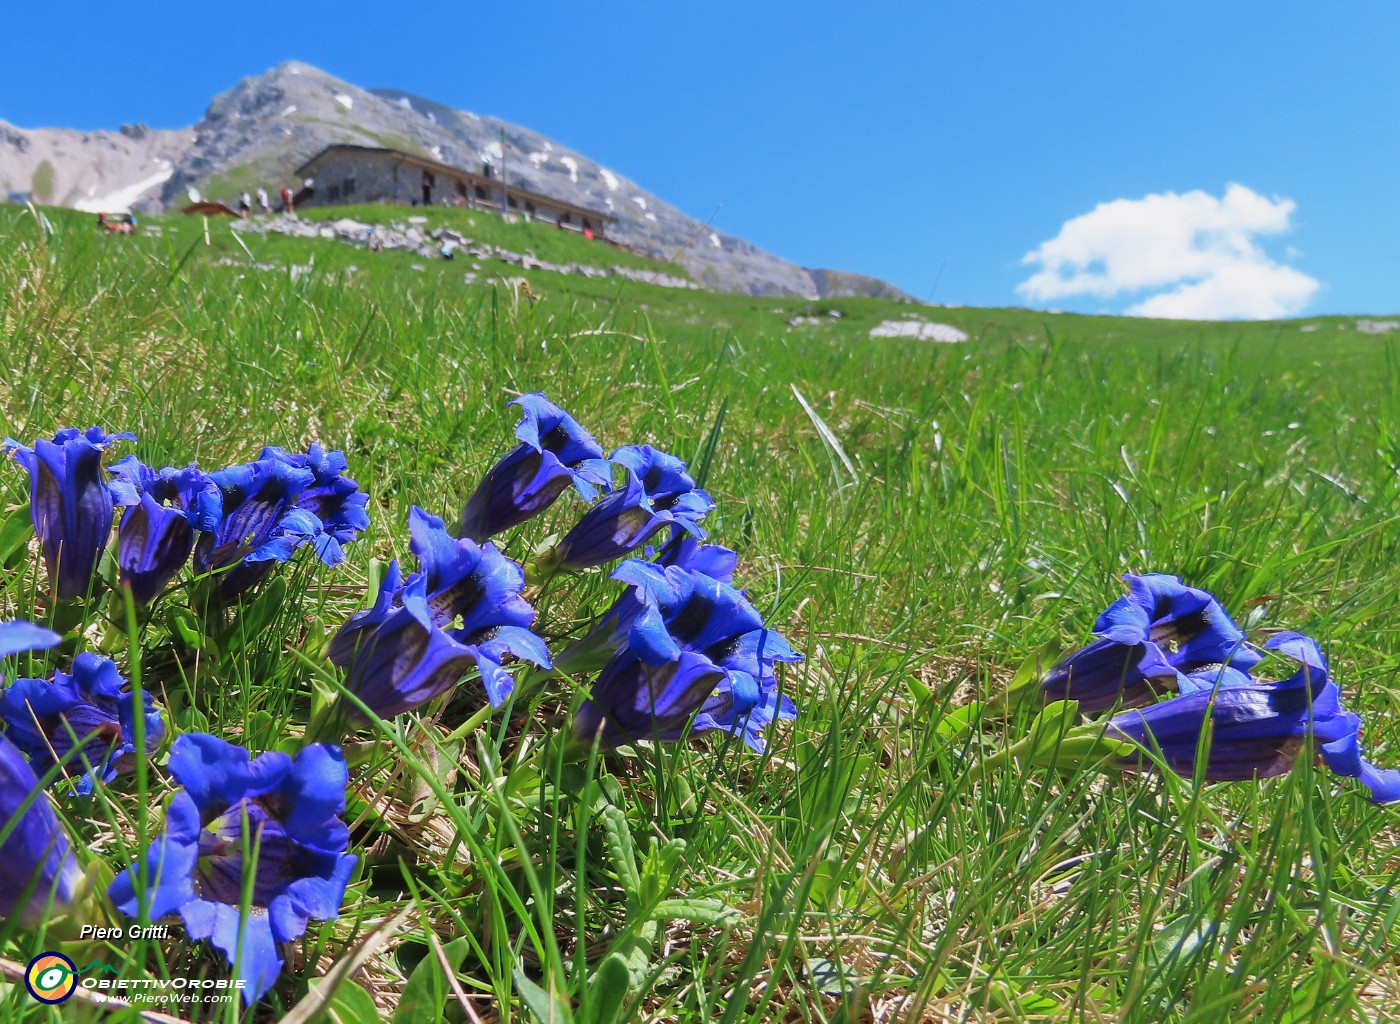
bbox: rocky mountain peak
[2,62,913,300]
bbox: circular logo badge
[25,952,77,1004]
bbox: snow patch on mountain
[73,166,173,212]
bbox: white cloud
[1017,183,1320,320]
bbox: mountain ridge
[0,61,912,301]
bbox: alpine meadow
[2,199,1400,1024]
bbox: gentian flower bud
[108,734,357,1005]
[3,427,135,599]
[1041,573,1261,712]
[459,394,610,541]
[553,446,715,571]
[1,652,164,794]
[108,457,222,604]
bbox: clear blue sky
[2,2,1395,317]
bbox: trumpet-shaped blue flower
[260,444,370,566]
[1107,632,1400,802]
[3,427,135,599]
[0,621,78,925]
[108,734,357,1005]
[652,529,738,583]
[574,560,799,751]
[329,507,550,715]
[556,532,740,676]
[0,620,61,662]
[553,446,715,571]
[0,732,81,926]
[108,457,223,604]
[2,652,164,794]
[1041,573,1262,712]
[459,394,611,541]
[193,446,368,599]
[192,456,321,598]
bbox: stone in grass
[868,320,968,343]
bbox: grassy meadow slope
[2,203,1399,1022]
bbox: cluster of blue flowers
[0,398,800,1006]
[1042,573,1400,802]
[3,427,369,605]
[0,428,370,1003]
[329,394,800,752]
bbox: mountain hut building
[294,144,614,238]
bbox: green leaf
[986,973,1060,1016]
[309,977,381,1024]
[513,968,575,1024]
[0,505,34,566]
[599,803,641,898]
[582,953,631,1024]
[1022,700,1137,770]
[226,575,289,642]
[1025,699,1082,756]
[638,837,684,906]
[935,700,984,739]
[649,898,742,927]
[394,937,470,1024]
[804,958,849,997]
[166,605,206,650]
[1151,915,1214,966]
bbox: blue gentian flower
[459,394,611,542]
[573,560,799,751]
[108,457,223,604]
[1,652,164,794]
[3,427,135,599]
[192,456,322,598]
[0,621,78,925]
[108,734,357,1005]
[1107,632,1400,802]
[1041,573,1262,712]
[556,532,740,675]
[652,530,738,583]
[553,446,715,571]
[0,732,81,926]
[329,507,550,715]
[0,619,61,662]
[260,444,370,566]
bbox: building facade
[295,145,614,238]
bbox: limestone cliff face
[1,62,912,300]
